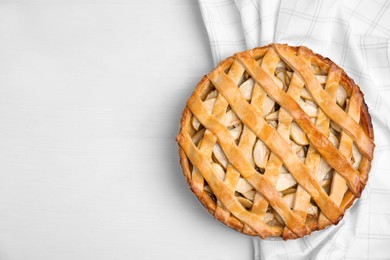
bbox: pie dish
[176,44,374,240]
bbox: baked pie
[176,44,374,239]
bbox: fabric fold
[198,0,390,259]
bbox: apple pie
[176,44,374,239]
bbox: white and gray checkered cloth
[198,0,390,259]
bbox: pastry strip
[223,83,266,234]
[205,73,343,223]
[238,49,279,233]
[190,60,244,201]
[251,48,308,219]
[177,132,282,238]
[273,44,374,160]
[176,44,375,240]
[318,86,362,228]
[187,96,311,236]
[234,51,362,195]
[284,64,342,239]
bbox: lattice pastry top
[176,44,374,239]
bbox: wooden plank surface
[0,0,252,259]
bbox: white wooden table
[0,1,253,259]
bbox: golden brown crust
[176,44,374,239]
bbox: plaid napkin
[197,0,390,259]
